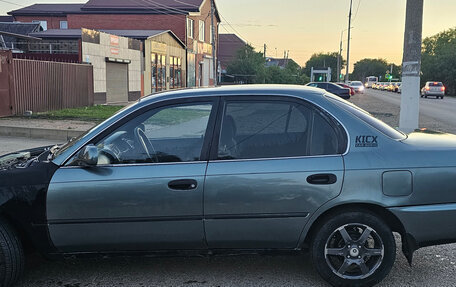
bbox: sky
[2,0,456,68]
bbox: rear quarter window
[325,95,406,140]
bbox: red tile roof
[9,4,85,16]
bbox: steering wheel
[99,146,120,164]
[134,127,159,163]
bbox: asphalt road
[0,135,455,286]
[365,89,456,128]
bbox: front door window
[68,103,214,166]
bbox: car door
[47,98,218,252]
[204,96,346,249]
[326,83,340,93]
[316,83,328,90]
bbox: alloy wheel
[324,223,384,280]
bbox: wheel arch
[0,210,35,253]
[301,202,418,264]
[302,203,406,246]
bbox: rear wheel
[311,211,396,287]
[0,218,24,287]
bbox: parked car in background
[421,82,445,99]
[385,83,394,92]
[2,85,456,287]
[305,82,351,99]
[386,83,397,92]
[336,82,355,96]
[349,81,365,94]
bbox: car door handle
[168,179,198,191]
[307,174,337,185]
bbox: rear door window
[216,99,345,160]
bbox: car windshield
[351,82,363,86]
[429,82,443,87]
[325,95,406,140]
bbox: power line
[352,0,362,23]
[172,0,199,8]
[128,0,186,21]
[139,0,199,15]
[218,12,263,48]
[0,0,22,7]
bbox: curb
[0,126,86,141]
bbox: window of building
[217,100,341,160]
[187,18,194,39]
[33,20,47,31]
[60,21,68,29]
[199,20,205,42]
[169,56,183,89]
[151,53,166,93]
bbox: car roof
[138,85,326,106]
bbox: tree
[351,58,389,81]
[421,27,456,96]
[265,60,310,85]
[303,52,344,82]
[226,44,266,84]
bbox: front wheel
[311,211,396,287]
[0,218,24,287]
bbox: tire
[0,218,24,287]
[310,211,396,287]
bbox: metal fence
[0,51,94,116]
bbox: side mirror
[75,145,98,167]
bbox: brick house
[9,0,220,88]
[218,33,246,82]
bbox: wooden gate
[0,51,14,117]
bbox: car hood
[401,130,456,149]
[0,145,54,171]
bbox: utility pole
[345,0,353,83]
[211,0,217,86]
[264,44,267,58]
[399,0,424,132]
[337,30,344,83]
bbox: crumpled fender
[0,147,59,254]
